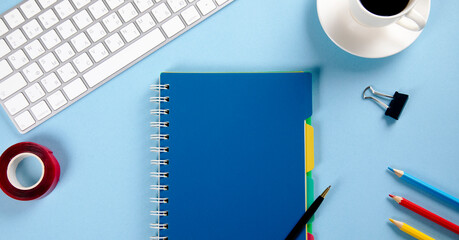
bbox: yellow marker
[389,219,435,240]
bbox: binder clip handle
[363,86,408,120]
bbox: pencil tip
[388,167,394,172]
[389,194,394,198]
[389,219,403,228]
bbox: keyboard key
[41,29,61,49]
[152,3,171,22]
[167,0,187,12]
[4,9,25,29]
[0,20,8,36]
[162,16,185,37]
[47,90,67,110]
[31,101,51,120]
[121,23,140,42]
[22,19,43,39]
[72,0,90,9]
[0,73,27,100]
[73,53,93,72]
[57,63,77,82]
[6,29,27,49]
[134,0,154,12]
[0,60,13,79]
[5,93,29,115]
[8,50,29,69]
[73,10,92,29]
[89,43,109,62]
[105,33,124,52]
[88,0,109,19]
[0,39,11,58]
[71,32,90,52]
[197,0,216,15]
[23,62,43,82]
[39,52,59,71]
[119,3,138,22]
[84,28,165,87]
[103,13,122,32]
[39,9,59,29]
[20,0,41,18]
[63,78,87,100]
[38,0,57,9]
[25,40,45,59]
[106,0,124,10]
[55,0,75,19]
[25,82,45,102]
[181,6,200,25]
[87,22,106,42]
[57,20,77,39]
[216,0,228,5]
[14,110,35,130]
[41,73,61,92]
[55,42,75,62]
[136,13,156,32]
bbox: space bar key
[83,29,166,88]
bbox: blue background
[1,0,458,239]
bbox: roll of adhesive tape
[0,142,60,201]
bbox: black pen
[285,186,331,240]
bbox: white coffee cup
[349,0,426,31]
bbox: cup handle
[397,9,426,31]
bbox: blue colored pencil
[388,167,459,208]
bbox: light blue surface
[0,0,458,239]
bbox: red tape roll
[0,142,60,201]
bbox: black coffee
[360,0,409,16]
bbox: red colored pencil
[389,194,459,235]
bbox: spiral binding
[150,84,170,240]
[150,109,170,115]
[150,134,169,140]
[150,210,169,216]
[150,237,168,240]
[151,159,169,165]
[150,122,169,128]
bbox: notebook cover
[159,72,312,239]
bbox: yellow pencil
[389,219,435,240]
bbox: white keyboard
[0,0,233,133]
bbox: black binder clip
[363,86,408,120]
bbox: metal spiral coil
[150,96,170,102]
[150,236,168,240]
[150,210,169,216]
[150,84,170,240]
[150,84,170,90]
[150,134,169,140]
[150,223,168,230]
[151,159,169,165]
[150,197,169,203]
[150,185,169,191]
[150,122,169,128]
[150,147,169,153]
[150,172,169,178]
[150,109,169,115]
[151,83,169,240]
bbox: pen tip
[388,167,394,172]
[389,194,394,198]
[320,186,331,198]
[389,218,395,224]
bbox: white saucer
[317,0,431,58]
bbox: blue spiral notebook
[151,72,313,239]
